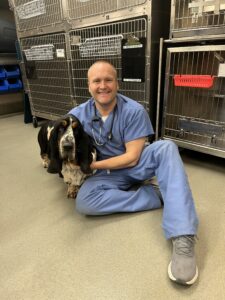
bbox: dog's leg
[67,184,79,199]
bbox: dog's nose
[63,143,73,150]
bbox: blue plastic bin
[4,65,20,78]
[0,66,6,79]
[0,79,9,92]
[7,78,22,91]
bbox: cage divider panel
[121,37,146,82]
[163,45,225,153]
[20,32,73,117]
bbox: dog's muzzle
[59,125,76,161]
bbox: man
[69,60,199,286]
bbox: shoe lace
[174,235,196,257]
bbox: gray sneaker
[168,235,198,285]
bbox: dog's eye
[72,121,78,129]
[61,120,67,127]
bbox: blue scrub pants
[76,140,199,239]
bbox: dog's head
[47,115,94,175]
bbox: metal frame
[170,0,225,41]
[12,1,171,129]
[162,44,225,158]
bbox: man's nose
[99,80,107,88]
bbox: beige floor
[0,113,225,300]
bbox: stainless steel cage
[20,32,73,120]
[170,0,225,40]
[162,45,225,158]
[68,17,151,113]
[65,0,147,23]
[13,0,63,37]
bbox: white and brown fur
[38,114,96,198]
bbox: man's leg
[76,172,162,215]
[129,140,199,285]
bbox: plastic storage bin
[0,79,9,92]
[7,78,22,91]
[4,65,20,78]
[0,67,6,79]
[173,75,215,88]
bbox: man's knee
[153,140,179,156]
[76,191,101,215]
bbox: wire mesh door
[14,0,63,33]
[162,45,225,157]
[69,18,150,112]
[66,0,147,21]
[20,32,73,118]
[171,0,225,39]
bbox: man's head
[87,60,119,110]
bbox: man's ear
[88,82,91,94]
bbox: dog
[38,114,96,198]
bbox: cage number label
[218,63,225,77]
[16,0,46,20]
[56,49,65,58]
[24,44,54,61]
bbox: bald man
[69,60,199,286]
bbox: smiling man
[68,60,199,286]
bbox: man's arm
[90,137,146,170]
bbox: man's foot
[168,235,198,285]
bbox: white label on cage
[123,44,143,49]
[16,0,46,20]
[24,44,54,61]
[56,49,65,58]
[123,78,142,82]
[79,35,123,57]
[218,64,225,77]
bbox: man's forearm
[90,152,139,170]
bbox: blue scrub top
[69,93,154,160]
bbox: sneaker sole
[168,261,199,285]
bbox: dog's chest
[62,162,87,186]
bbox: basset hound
[38,114,96,198]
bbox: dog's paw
[41,154,50,168]
[42,161,49,168]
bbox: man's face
[88,62,119,108]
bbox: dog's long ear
[47,120,63,174]
[71,118,94,174]
[78,135,93,174]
